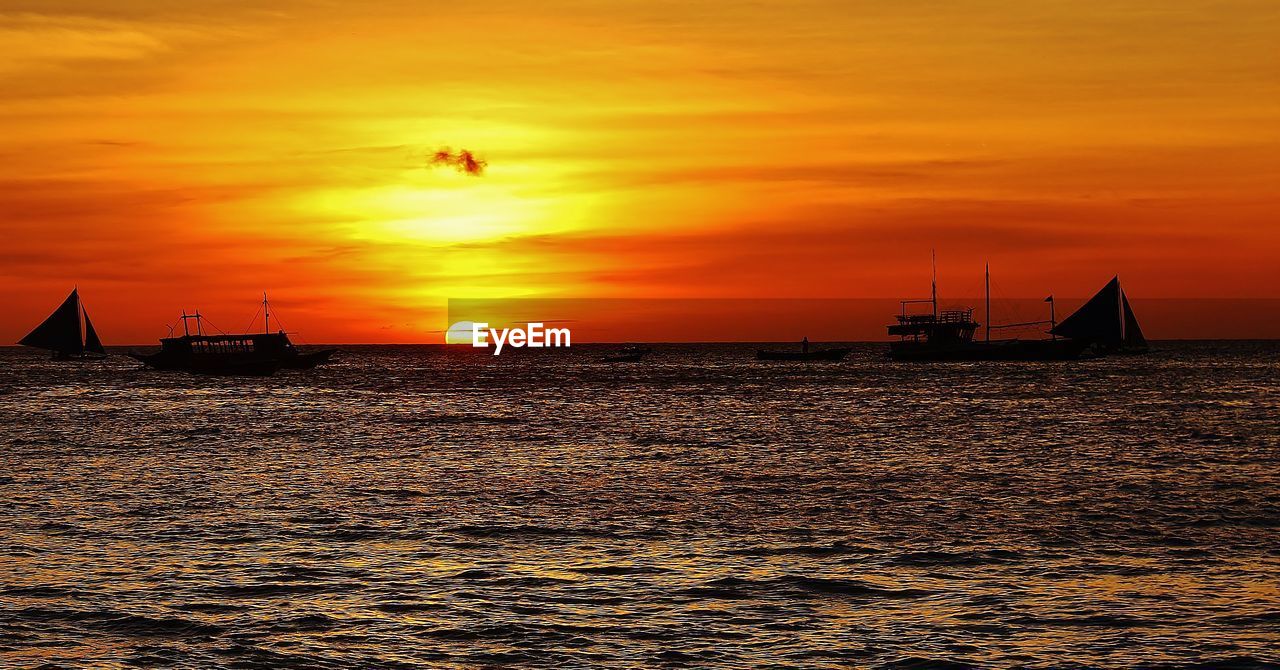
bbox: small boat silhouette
[600,345,651,363]
[1050,276,1148,355]
[19,288,107,361]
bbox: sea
[1,342,1278,669]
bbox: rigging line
[989,274,1049,337]
[270,311,305,344]
[263,299,308,344]
[197,315,229,336]
[243,304,264,334]
[988,274,1023,327]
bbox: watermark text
[471,322,571,355]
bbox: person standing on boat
[802,336,809,354]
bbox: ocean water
[1,342,1278,669]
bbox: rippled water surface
[1,342,1278,669]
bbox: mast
[1120,288,1147,349]
[984,262,990,343]
[264,292,270,333]
[931,249,938,318]
[1116,275,1126,341]
[180,310,203,337]
[75,289,84,349]
[82,304,105,355]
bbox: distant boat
[756,346,852,362]
[128,295,337,376]
[1050,276,1148,355]
[600,345,651,363]
[19,288,107,361]
[887,260,1088,362]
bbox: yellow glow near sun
[304,183,515,244]
[299,156,598,247]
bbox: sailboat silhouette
[1050,276,1149,355]
[19,288,107,360]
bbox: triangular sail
[83,306,106,355]
[19,289,83,355]
[1121,290,1147,349]
[1049,276,1123,345]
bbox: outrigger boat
[128,295,337,376]
[887,259,1144,361]
[600,345,652,363]
[758,337,852,361]
[19,288,108,361]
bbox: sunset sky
[2,1,1278,343]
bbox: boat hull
[756,347,852,362]
[888,338,1089,362]
[278,349,338,369]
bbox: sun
[445,321,478,344]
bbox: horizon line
[3,337,1279,349]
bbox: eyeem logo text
[471,322,571,355]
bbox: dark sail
[83,308,106,355]
[19,289,84,355]
[1049,276,1123,345]
[1121,290,1147,350]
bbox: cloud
[430,148,487,176]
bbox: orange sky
[2,1,1278,343]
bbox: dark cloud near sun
[430,148,487,176]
